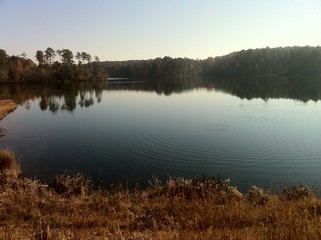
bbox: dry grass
[0,100,17,121]
[0,100,17,140]
[0,149,21,182]
[1,149,321,239]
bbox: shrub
[0,149,21,177]
[48,172,91,197]
[148,176,242,202]
[247,186,269,205]
[283,184,314,200]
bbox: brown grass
[0,149,21,180]
[0,100,17,121]
[1,149,321,239]
[0,100,17,140]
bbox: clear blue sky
[1,0,320,61]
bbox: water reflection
[0,74,320,113]
[1,76,321,191]
[0,82,104,113]
[207,75,321,102]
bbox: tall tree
[20,52,27,59]
[75,52,82,65]
[35,50,45,65]
[45,47,56,64]
[61,49,74,65]
[0,49,7,65]
[81,52,91,64]
[56,49,62,62]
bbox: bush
[283,184,314,200]
[48,172,91,197]
[148,176,242,202]
[0,149,20,176]
[247,186,269,205]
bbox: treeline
[100,46,321,78]
[203,46,321,76]
[1,46,320,83]
[0,48,107,83]
[102,56,202,79]
[0,49,35,82]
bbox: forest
[1,46,320,83]
[0,48,106,83]
[203,46,321,77]
[101,46,321,78]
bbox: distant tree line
[1,46,321,83]
[0,48,106,83]
[101,57,203,79]
[202,46,321,77]
[100,46,321,79]
[0,49,35,82]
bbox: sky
[1,0,320,61]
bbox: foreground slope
[0,150,321,239]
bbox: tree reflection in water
[0,82,105,113]
[0,74,321,113]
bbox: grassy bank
[1,150,321,239]
[0,100,16,121]
[0,100,16,140]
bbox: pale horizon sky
[1,0,320,61]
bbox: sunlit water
[1,79,321,191]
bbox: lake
[0,76,321,191]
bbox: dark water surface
[1,76,321,191]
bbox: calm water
[1,76,321,191]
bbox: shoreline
[0,100,17,138]
[0,100,17,121]
[0,150,320,239]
